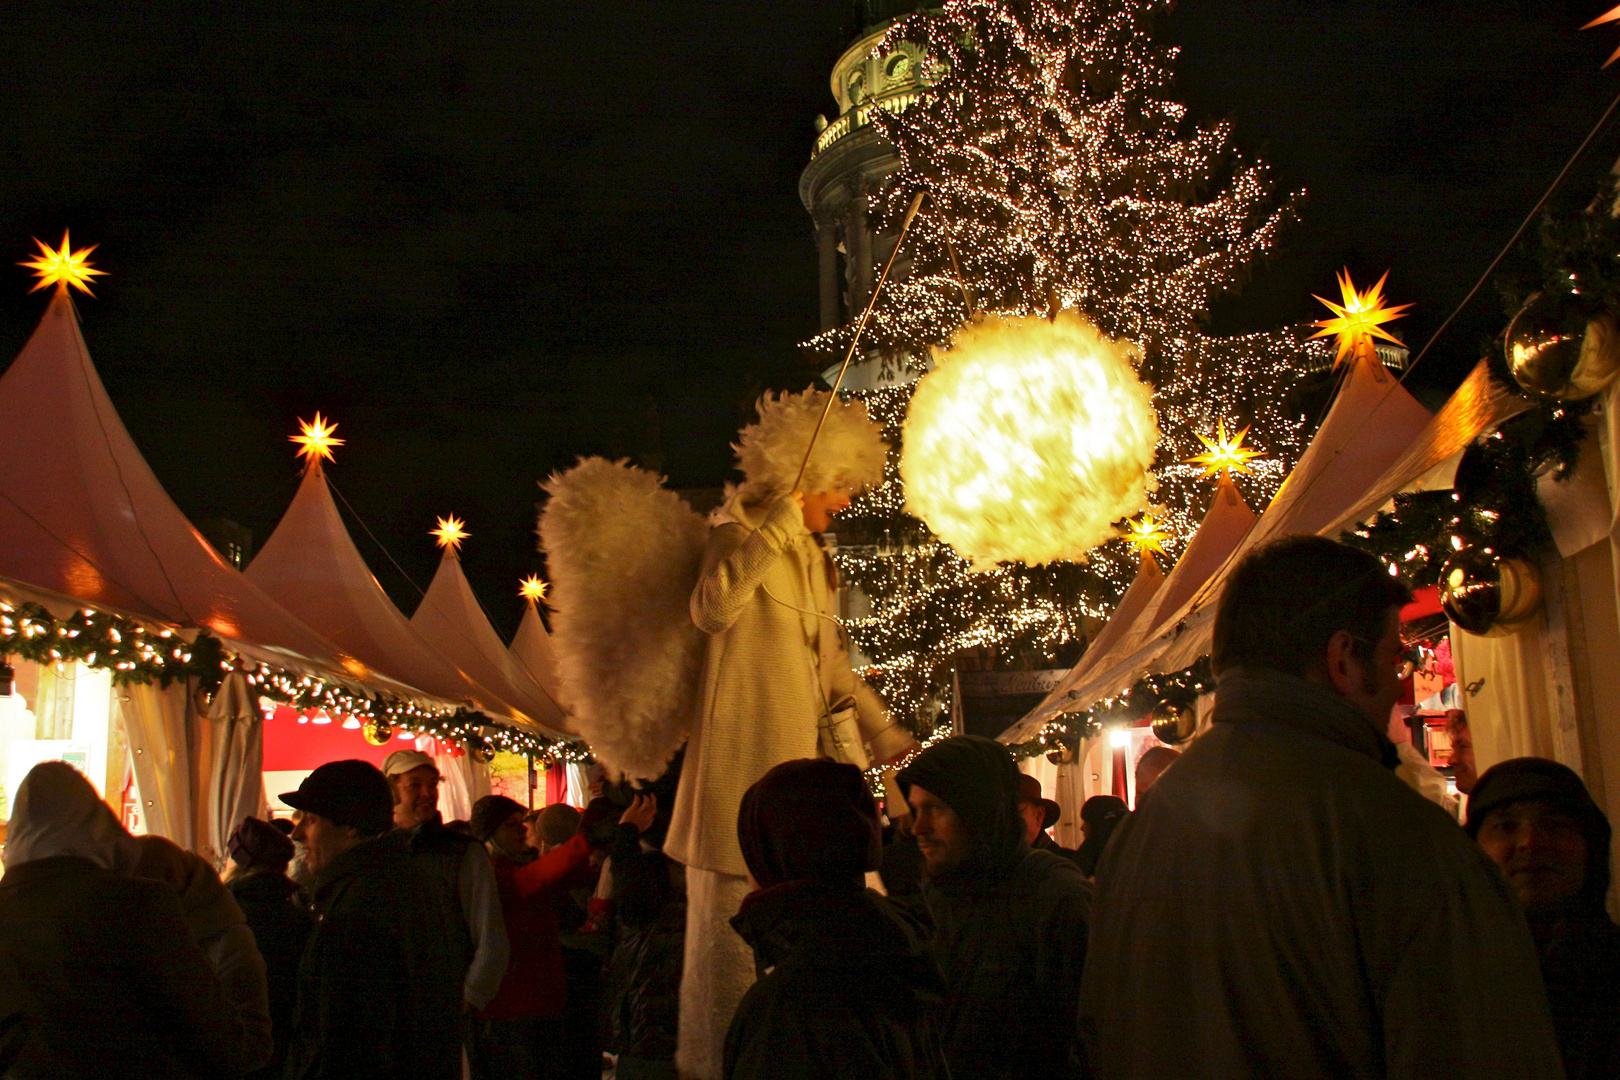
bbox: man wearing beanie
[724,758,948,1080]
[896,735,1091,1079]
[1468,758,1620,1079]
[282,760,463,1080]
[1080,537,1561,1080]
[467,792,656,1079]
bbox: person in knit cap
[225,816,313,1080]
[723,758,948,1080]
[1467,758,1620,1080]
[0,761,260,1078]
[896,735,1091,1080]
[467,792,654,1080]
[283,759,464,1080]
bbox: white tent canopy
[246,460,537,728]
[412,546,571,738]
[511,596,564,713]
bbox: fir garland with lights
[824,0,1312,735]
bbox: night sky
[2,0,1618,636]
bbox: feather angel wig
[734,389,888,499]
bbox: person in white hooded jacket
[0,761,268,1077]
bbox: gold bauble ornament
[469,742,494,764]
[362,717,394,745]
[1505,290,1620,400]
[1045,744,1077,766]
[1440,548,1541,637]
[1149,698,1196,746]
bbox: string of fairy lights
[824,0,1312,743]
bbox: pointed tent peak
[292,413,343,466]
[1310,268,1411,371]
[519,575,548,603]
[432,515,469,554]
[1121,513,1171,560]
[1185,418,1264,484]
[20,231,106,297]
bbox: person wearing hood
[282,759,464,1080]
[896,735,1092,1080]
[224,816,313,1080]
[1467,758,1620,1079]
[0,761,260,1078]
[131,833,274,1073]
[665,390,919,1079]
[1079,536,1562,1080]
[723,758,948,1080]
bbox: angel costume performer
[662,390,917,1078]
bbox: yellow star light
[1310,269,1411,370]
[291,413,344,464]
[432,515,469,551]
[1185,418,1263,482]
[20,231,107,296]
[1122,513,1171,557]
[1584,4,1620,67]
[519,575,549,602]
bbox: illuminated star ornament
[519,575,549,603]
[1122,513,1171,558]
[432,515,469,552]
[1584,4,1620,66]
[20,231,107,296]
[1310,269,1411,370]
[291,413,344,464]
[1185,418,1263,483]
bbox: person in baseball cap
[281,760,395,876]
[382,749,442,829]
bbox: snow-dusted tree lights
[817,0,1316,736]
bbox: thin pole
[790,190,929,494]
[943,233,976,317]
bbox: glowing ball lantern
[901,312,1159,567]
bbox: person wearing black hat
[1072,795,1127,879]
[895,735,1091,1080]
[225,817,312,1080]
[282,759,464,1080]
[1467,758,1620,1080]
[723,758,948,1080]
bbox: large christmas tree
[813,0,1315,735]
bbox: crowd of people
[1,534,1618,1078]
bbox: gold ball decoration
[362,717,394,746]
[468,742,494,765]
[1045,744,1077,766]
[1505,290,1620,400]
[1440,548,1541,637]
[1149,698,1197,746]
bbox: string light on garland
[20,231,106,296]
[291,413,344,465]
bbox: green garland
[1,599,587,763]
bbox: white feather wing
[538,458,708,780]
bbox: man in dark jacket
[897,736,1091,1080]
[1080,536,1562,1079]
[724,758,948,1080]
[283,759,464,1080]
[225,816,312,1080]
[1016,772,1082,868]
[1468,757,1620,1080]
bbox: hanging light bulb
[342,715,361,729]
[311,710,332,725]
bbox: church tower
[799,2,938,345]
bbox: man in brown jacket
[1079,536,1563,1079]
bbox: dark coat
[1079,667,1564,1080]
[922,847,1091,1080]
[724,882,949,1080]
[226,869,312,1080]
[603,826,685,1065]
[1032,829,1085,869]
[1535,913,1620,1080]
[284,832,463,1080]
[0,854,254,1079]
